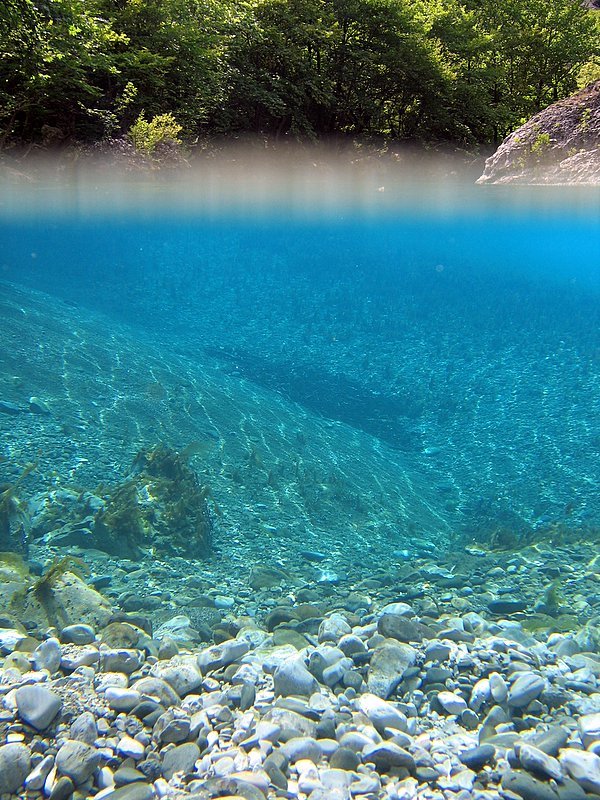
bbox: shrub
[128,112,182,156]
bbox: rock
[161,742,200,780]
[518,743,563,781]
[15,685,62,730]
[130,677,180,708]
[116,737,145,760]
[437,690,468,715]
[318,613,351,643]
[20,571,113,631]
[48,776,75,800]
[362,742,415,772]
[280,737,322,764]
[25,754,54,791]
[489,671,508,703]
[330,747,360,771]
[531,725,570,756]
[579,712,600,748]
[478,80,600,185]
[100,784,154,800]
[487,598,528,615]
[197,639,250,673]
[560,749,600,794]
[507,672,545,708]
[152,708,190,744]
[150,656,203,696]
[102,649,143,674]
[459,744,495,770]
[367,641,417,699]
[33,637,62,673]
[0,399,21,414]
[56,739,101,784]
[0,743,31,793]
[60,624,96,644]
[70,711,98,745]
[501,769,560,800]
[154,616,200,647]
[377,613,425,643]
[273,657,319,697]
[356,692,408,733]
[105,687,142,712]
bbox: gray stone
[489,671,508,703]
[70,711,98,745]
[152,708,191,744]
[130,677,180,708]
[273,658,319,698]
[161,742,200,780]
[338,634,367,658]
[437,690,468,715]
[579,712,600,748]
[48,776,75,800]
[459,744,495,770]
[318,613,352,643]
[367,641,417,699]
[99,784,154,800]
[507,672,545,708]
[356,692,408,733]
[518,743,563,781]
[196,639,250,673]
[308,646,344,681]
[501,769,559,800]
[56,739,101,785]
[33,637,62,673]
[362,742,415,772]
[15,684,62,730]
[25,754,54,791]
[101,649,143,674]
[0,743,31,793]
[530,725,570,756]
[281,736,322,764]
[105,687,142,712]
[560,749,600,794]
[377,613,424,643]
[150,657,203,697]
[60,624,96,644]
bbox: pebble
[0,742,31,794]
[161,742,200,780]
[273,657,319,697]
[517,742,563,781]
[437,690,468,715]
[507,671,545,707]
[33,637,62,673]
[55,739,101,784]
[61,624,96,644]
[15,684,62,730]
[560,749,600,795]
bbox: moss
[31,555,89,602]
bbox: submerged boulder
[478,80,600,184]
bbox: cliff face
[478,80,600,184]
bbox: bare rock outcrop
[478,80,600,184]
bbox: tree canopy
[0,0,598,148]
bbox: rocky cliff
[478,80,600,184]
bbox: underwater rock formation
[478,80,600,184]
[29,445,212,559]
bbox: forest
[1,0,599,152]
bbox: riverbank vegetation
[1,0,598,152]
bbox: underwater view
[0,155,599,800]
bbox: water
[1,155,599,562]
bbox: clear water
[1,156,599,555]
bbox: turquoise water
[1,162,599,551]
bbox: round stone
[437,690,468,715]
[0,743,31,793]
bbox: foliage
[0,0,598,147]
[128,111,182,154]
